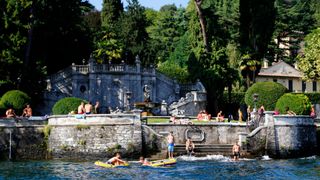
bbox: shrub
[245,82,287,111]
[0,90,31,115]
[0,80,14,96]
[301,93,320,104]
[276,93,311,115]
[52,97,86,115]
[0,101,5,117]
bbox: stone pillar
[88,55,95,73]
[238,132,248,150]
[264,111,274,126]
[135,55,141,73]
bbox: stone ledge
[147,123,247,127]
[48,114,139,126]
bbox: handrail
[247,126,267,138]
[141,124,164,137]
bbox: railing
[74,65,89,74]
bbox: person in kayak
[106,152,126,165]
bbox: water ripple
[0,156,319,179]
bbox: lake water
[0,155,319,179]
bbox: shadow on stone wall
[0,126,48,161]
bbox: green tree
[118,0,149,64]
[0,0,32,88]
[101,0,123,30]
[269,0,316,64]
[239,0,276,59]
[94,32,123,63]
[239,54,261,88]
[298,28,320,80]
[147,4,188,63]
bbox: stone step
[174,144,233,148]
[174,144,233,153]
[150,144,235,158]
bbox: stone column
[135,55,141,73]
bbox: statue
[143,84,151,102]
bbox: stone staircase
[174,144,233,156]
[148,144,234,159]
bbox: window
[313,81,317,92]
[302,81,306,92]
[288,80,293,92]
[273,79,277,82]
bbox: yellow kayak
[148,158,177,167]
[94,161,129,168]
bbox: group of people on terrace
[5,104,32,118]
[76,101,100,114]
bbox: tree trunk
[246,73,250,89]
[194,0,209,53]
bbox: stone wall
[142,123,247,153]
[269,115,317,158]
[48,114,142,160]
[0,120,48,160]
[246,112,317,158]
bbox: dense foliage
[298,28,320,80]
[1,0,319,114]
[52,97,86,115]
[302,92,320,104]
[0,90,31,115]
[245,82,287,111]
[275,93,311,115]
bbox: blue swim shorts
[168,144,174,152]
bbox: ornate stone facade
[43,56,206,115]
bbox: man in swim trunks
[167,131,175,159]
[232,142,241,161]
[85,101,93,114]
[106,152,126,165]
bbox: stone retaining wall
[48,114,142,160]
[269,115,317,158]
[0,120,47,160]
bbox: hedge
[275,93,311,115]
[0,90,31,115]
[245,82,287,111]
[52,97,86,115]
[299,93,320,104]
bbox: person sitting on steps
[185,138,195,155]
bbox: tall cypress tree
[101,0,123,29]
[239,0,276,59]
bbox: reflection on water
[0,155,319,179]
